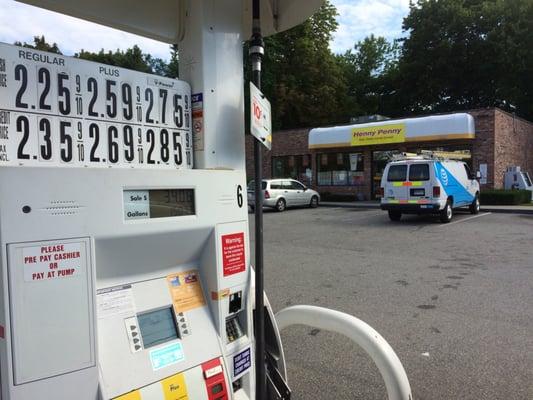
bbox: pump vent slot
[42,200,85,216]
[217,194,234,205]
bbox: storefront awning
[309,113,475,150]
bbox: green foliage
[394,0,533,120]
[480,189,531,205]
[254,1,351,130]
[14,35,62,54]
[338,35,400,117]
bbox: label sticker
[211,288,230,301]
[233,347,251,378]
[167,270,206,314]
[96,285,136,319]
[161,372,189,400]
[123,190,150,220]
[150,342,185,371]
[22,241,84,282]
[114,390,142,400]
[191,92,204,151]
[221,232,246,277]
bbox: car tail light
[264,190,270,199]
[433,186,440,197]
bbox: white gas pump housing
[0,1,414,399]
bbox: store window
[316,153,364,186]
[272,155,312,185]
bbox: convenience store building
[245,108,533,200]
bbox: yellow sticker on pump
[114,391,142,400]
[161,372,189,400]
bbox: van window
[409,164,430,181]
[463,164,472,179]
[387,165,407,182]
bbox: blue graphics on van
[434,162,474,207]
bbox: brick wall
[493,109,533,188]
[245,129,309,182]
[468,109,496,189]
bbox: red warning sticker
[22,242,85,282]
[221,233,245,277]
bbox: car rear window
[387,165,407,182]
[247,181,267,190]
[409,164,430,181]
[270,182,283,189]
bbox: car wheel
[440,200,453,223]
[469,194,480,214]
[275,198,286,212]
[309,195,319,208]
[388,210,401,221]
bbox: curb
[320,202,533,215]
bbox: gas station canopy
[17,0,324,42]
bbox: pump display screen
[124,189,195,220]
[137,307,179,349]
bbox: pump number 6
[237,185,243,208]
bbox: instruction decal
[222,232,246,276]
[22,241,84,282]
[161,372,189,400]
[96,284,136,319]
[191,92,204,151]
[114,390,142,400]
[167,270,206,313]
[150,342,185,371]
[233,347,251,378]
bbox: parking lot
[250,206,533,400]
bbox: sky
[0,0,411,59]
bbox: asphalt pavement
[250,206,533,400]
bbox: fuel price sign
[0,43,192,169]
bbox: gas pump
[0,1,413,399]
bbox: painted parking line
[441,212,492,226]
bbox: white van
[380,155,480,223]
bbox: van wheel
[440,200,453,223]
[388,210,402,221]
[469,194,480,214]
[309,196,319,208]
[275,198,286,212]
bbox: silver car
[247,179,320,212]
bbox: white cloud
[330,0,411,53]
[0,0,171,59]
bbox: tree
[252,0,350,130]
[338,35,400,117]
[395,0,533,119]
[14,35,62,54]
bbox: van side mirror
[476,171,482,180]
